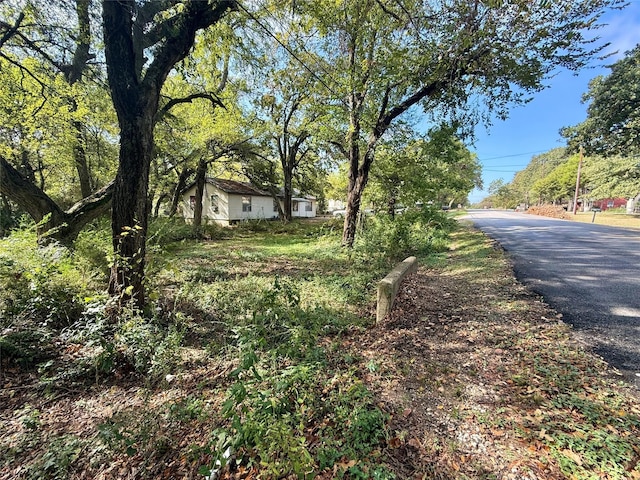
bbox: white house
[288,192,317,218]
[182,178,278,225]
[181,178,317,224]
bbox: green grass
[0,213,452,478]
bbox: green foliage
[531,154,582,203]
[355,207,454,263]
[367,126,482,210]
[69,304,184,381]
[582,155,640,199]
[0,230,96,331]
[74,219,112,274]
[190,274,392,478]
[24,435,84,480]
[147,216,226,246]
[563,45,640,156]
[0,328,55,369]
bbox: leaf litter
[1,226,639,479]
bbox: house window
[242,196,252,212]
[292,201,299,212]
[305,202,312,212]
[189,195,196,210]
[607,200,614,208]
[273,199,279,212]
[210,194,219,213]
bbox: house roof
[276,187,316,201]
[206,178,270,197]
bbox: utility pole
[572,146,584,215]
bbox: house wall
[182,184,278,224]
[592,198,628,211]
[290,199,316,218]
[182,184,230,224]
[227,193,278,221]
[182,183,320,223]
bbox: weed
[25,435,84,480]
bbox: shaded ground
[2,225,639,479]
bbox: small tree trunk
[342,175,366,247]
[153,193,168,217]
[387,195,396,219]
[169,167,193,217]
[193,157,207,230]
[73,121,93,198]
[283,172,293,222]
[0,194,10,237]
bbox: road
[462,209,640,386]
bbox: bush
[75,220,112,274]
[147,217,226,246]
[68,303,184,381]
[355,206,454,262]
[0,232,97,330]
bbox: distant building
[181,178,316,225]
[590,198,628,211]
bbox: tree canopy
[0,0,629,306]
[562,45,640,156]
[288,0,623,246]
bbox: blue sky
[468,0,640,204]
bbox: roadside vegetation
[2,214,639,479]
[0,211,452,479]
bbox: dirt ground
[354,230,640,479]
[2,227,639,479]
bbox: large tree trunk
[102,0,236,308]
[108,112,155,307]
[0,154,113,246]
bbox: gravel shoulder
[354,225,640,479]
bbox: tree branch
[142,0,237,93]
[157,92,226,119]
[0,12,25,49]
[0,154,62,222]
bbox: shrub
[147,217,226,246]
[355,207,454,262]
[0,232,96,330]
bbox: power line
[477,148,561,162]
[482,163,532,167]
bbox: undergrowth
[1,211,450,478]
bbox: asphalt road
[462,209,640,387]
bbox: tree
[101,0,236,307]
[562,45,640,156]
[507,148,569,206]
[487,179,518,209]
[0,2,118,244]
[531,154,583,204]
[368,126,481,215]
[293,0,623,246]
[582,155,640,199]
[257,72,315,221]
